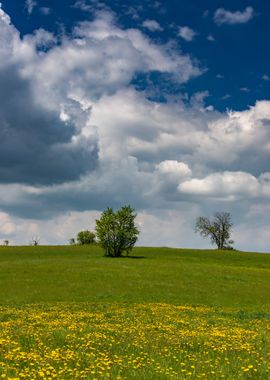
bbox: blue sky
[0,0,270,250]
[3,0,270,111]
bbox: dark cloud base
[0,65,98,185]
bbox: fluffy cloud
[0,8,98,185]
[178,26,197,41]
[214,7,254,26]
[157,161,191,177]
[178,171,261,199]
[142,19,163,32]
[1,5,270,251]
[0,6,201,185]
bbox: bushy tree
[195,212,234,250]
[76,230,96,245]
[95,205,139,257]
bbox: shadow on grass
[103,255,146,259]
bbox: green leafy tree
[195,212,234,250]
[76,230,96,245]
[95,205,139,257]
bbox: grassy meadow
[0,245,270,378]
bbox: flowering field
[0,303,270,379]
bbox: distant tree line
[70,207,234,256]
[13,206,234,254]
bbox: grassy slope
[0,245,270,308]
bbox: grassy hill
[0,245,269,308]
[0,245,270,379]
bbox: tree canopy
[76,230,96,245]
[195,212,234,250]
[95,205,139,257]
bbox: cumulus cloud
[0,8,98,185]
[178,26,197,41]
[157,160,191,177]
[142,19,163,32]
[1,5,270,251]
[0,66,98,185]
[214,7,254,26]
[0,6,202,186]
[178,171,261,200]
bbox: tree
[69,238,76,245]
[95,205,139,257]
[195,212,234,250]
[3,240,9,246]
[30,236,40,246]
[76,230,96,245]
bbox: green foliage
[95,205,139,257]
[195,212,234,249]
[76,230,95,245]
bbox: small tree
[31,236,40,246]
[195,212,234,250]
[95,205,139,257]
[76,230,95,245]
[3,240,9,246]
[69,238,76,245]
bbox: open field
[0,246,270,378]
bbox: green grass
[0,245,270,379]
[0,245,270,308]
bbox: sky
[0,0,270,251]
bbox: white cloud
[262,74,270,81]
[214,7,254,26]
[178,171,261,200]
[24,28,57,49]
[1,6,270,251]
[142,19,163,32]
[240,87,250,92]
[157,160,191,177]
[178,26,197,42]
[25,0,37,15]
[40,7,51,15]
[22,10,201,115]
[0,212,16,235]
[207,34,215,42]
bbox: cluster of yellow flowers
[0,303,269,379]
